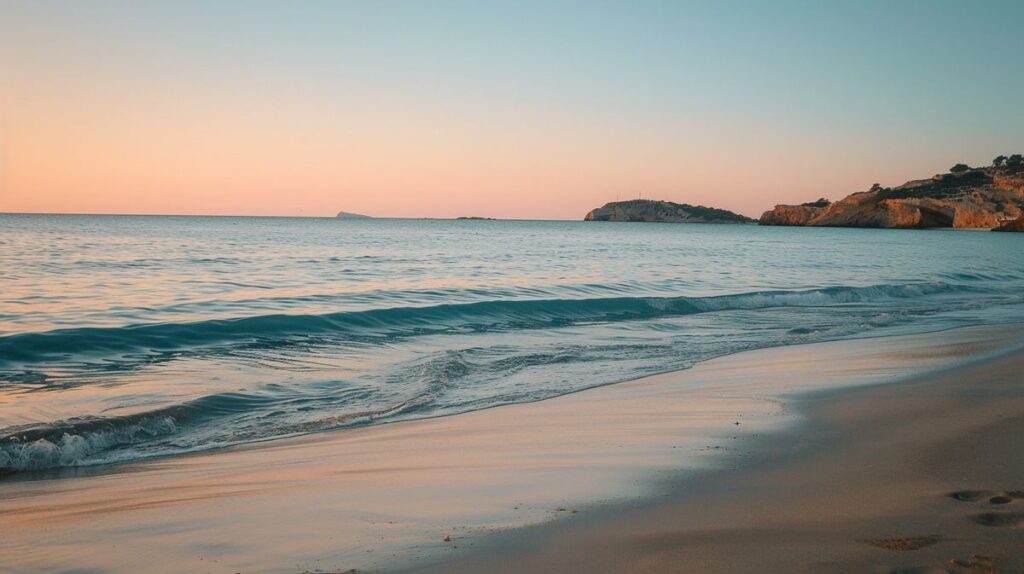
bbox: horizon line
[0,211,589,221]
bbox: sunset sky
[2,0,1022,219]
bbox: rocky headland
[584,199,754,224]
[760,155,1024,230]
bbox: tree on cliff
[950,163,970,173]
[994,155,1007,167]
[1008,154,1023,166]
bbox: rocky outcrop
[993,216,1024,232]
[759,198,832,226]
[584,199,754,224]
[759,204,825,226]
[760,160,1024,230]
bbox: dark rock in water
[584,199,754,224]
[759,160,1024,229]
[335,211,372,219]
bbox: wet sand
[2,325,1023,573]
[411,328,1024,574]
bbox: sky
[1,0,1022,219]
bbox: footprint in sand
[949,490,997,502]
[971,512,1024,528]
[950,489,1024,528]
[950,489,1024,504]
[949,554,999,574]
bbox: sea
[2,214,1023,475]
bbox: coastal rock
[993,216,1024,232]
[759,160,1024,229]
[759,204,826,226]
[584,199,754,224]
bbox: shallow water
[2,214,1023,473]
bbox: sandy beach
[412,327,1024,574]
[2,324,1023,574]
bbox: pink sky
[0,90,977,219]
[2,2,1018,220]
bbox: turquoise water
[2,214,1023,474]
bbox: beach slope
[414,332,1024,574]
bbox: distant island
[760,155,1024,230]
[584,199,755,224]
[456,216,496,220]
[335,211,372,219]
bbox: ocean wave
[0,414,178,473]
[0,387,429,474]
[0,282,968,369]
[0,281,1002,475]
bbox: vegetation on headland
[759,156,1024,230]
[584,199,755,224]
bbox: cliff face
[760,162,1024,230]
[757,202,829,226]
[585,199,754,224]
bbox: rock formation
[993,216,1024,232]
[760,159,1024,230]
[584,199,754,224]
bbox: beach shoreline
[409,326,1024,574]
[2,324,1023,573]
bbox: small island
[335,211,372,219]
[584,199,754,224]
[456,216,496,220]
[760,155,1024,230]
